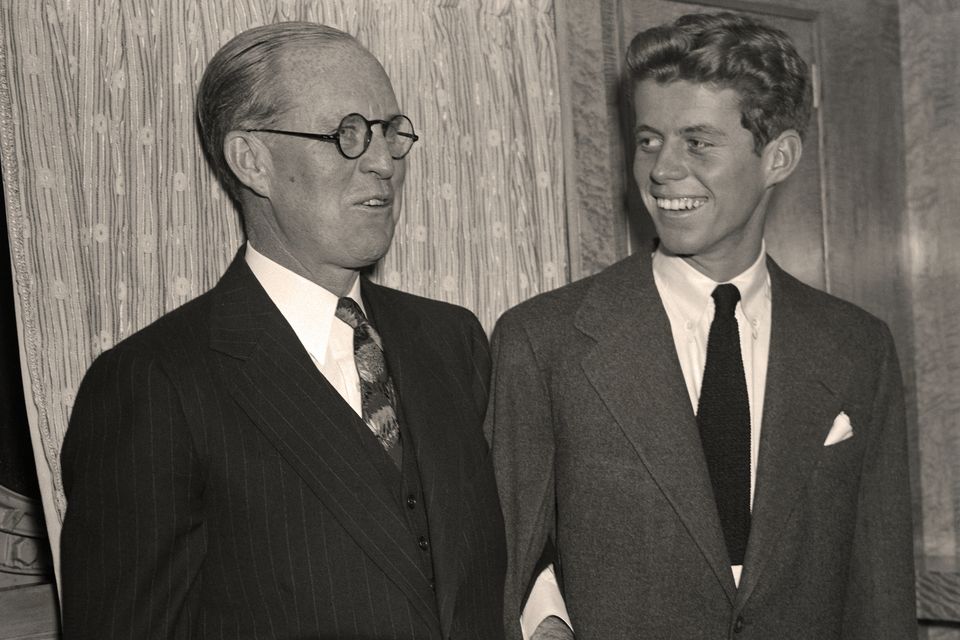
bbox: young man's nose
[650,143,687,183]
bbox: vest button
[418,536,429,551]
[406,495,417,509]
[733,615,745,633]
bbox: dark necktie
[335,297,401,467]
[697,283,751,565]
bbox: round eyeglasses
[246,113,419,160]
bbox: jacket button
[733,615,745,633]
[406,495,417,509]
[418,536,429,551]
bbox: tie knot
[711,284,741,317]
[335,296,366,330]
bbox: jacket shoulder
[499,254,645,327]
[365,279,482,327]
[111,286,218,356]
[772,263,892,347]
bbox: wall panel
[900,0,960,634]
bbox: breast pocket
[813,409,868,486]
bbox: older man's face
[262,42,406,281]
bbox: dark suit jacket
[61,252,506,639]
[486,252,914,640]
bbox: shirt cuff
[520,564,573,640]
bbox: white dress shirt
[520,246,772,638]
[653,245,772,511]
[244,242,364,417]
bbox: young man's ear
[223,131,273,199]
[762,129,803,188]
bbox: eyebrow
[634,123,728,138]
[679,124,727,138]
[634,124,661,138]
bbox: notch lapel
[575,255,737,603]
[208,257,440,630]
[362,280,468,638]
[736,259,843,607]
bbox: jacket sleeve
[484,313,558,640]
[466,309,492,420]
[842,322,916,638]
[61,346,204,639]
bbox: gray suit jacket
[62,253,506,639]
[486,252,914,640]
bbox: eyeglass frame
[244,112,419,160]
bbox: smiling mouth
[655,197,706,211]
[358,198,390,207]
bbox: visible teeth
[656,197,704,211]
[362,198,387,206]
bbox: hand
[531,616,574,640]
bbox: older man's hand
[531,615,574,640]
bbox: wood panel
[900,0,960,636]
[554,0,629,280]
[917,557,960,623]
[0,582,60,639]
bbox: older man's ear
[224,130,273,199]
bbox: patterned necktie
[697,283,751,565]
[335,297,401,465]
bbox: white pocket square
[823,411,854,446]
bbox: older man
[61,22,505,639]
[488,12,914,640]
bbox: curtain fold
[0,0,566,573]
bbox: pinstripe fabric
[60,252,506,639]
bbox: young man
[488,12,914,640]
[61,22,505,639]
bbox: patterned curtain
[0,0,566,573]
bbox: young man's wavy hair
[626,12,812,154]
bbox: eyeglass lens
[338,114,416,159]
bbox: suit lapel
[576,254,737,603]
[363,279,468,638]
[736,259,843,606]
[208,257,441,629]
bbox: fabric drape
[0,0,567,574]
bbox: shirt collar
[652,243,770,331]
[244,242,362,365]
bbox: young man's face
[632,79,778,281]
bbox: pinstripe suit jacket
[61,253,506,639]
[487,253,915,640]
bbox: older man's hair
[626,12,811,154]
[196,22,356,205]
